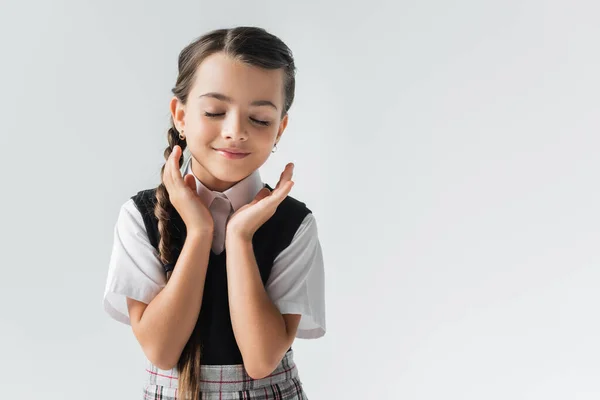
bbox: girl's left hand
[226,163,295,242]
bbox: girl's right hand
[163,145,214,235]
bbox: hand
[162,145,214,235]
[226,163,295,242]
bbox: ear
[169,96,186,132]
[275,113,289,145]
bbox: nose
[221,113,248,141]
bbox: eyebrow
[199,92,278,111]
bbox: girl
[103,26,326,399]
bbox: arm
[226,234,301,379]
[127,230,212,370]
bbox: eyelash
[204,112,271,126]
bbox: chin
[208,164,255,183]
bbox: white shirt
[103,157,326,339]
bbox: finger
[169,146,185,189]
[256,187,271,201]
[279,163,294,187]
[268,180,294,205]
[249,187,271,205]
[286,163,295,180]
[183,174,197,193]
[164,146,184,195]
[162,148,174,192]
[275,163,294,190]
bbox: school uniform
[103,156,326,399]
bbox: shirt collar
[181,155,264,212]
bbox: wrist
[186,228,214,242]
[225,230,253,247]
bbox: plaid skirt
[143,350,307,400]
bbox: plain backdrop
[0,0,598,399]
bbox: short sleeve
[265,213,326,339]
[103,198,166,325]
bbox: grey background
[1,0,598,399]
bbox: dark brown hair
[154,26,296,399]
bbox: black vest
[131,185,311,365]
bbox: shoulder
[113,195,150,238]
[110,188,162,250]
[269,193,312,232]
[256,191,316,252]
[264,184,310,211]
[281,193,311,212]
[275,190,312,217]
[279,195,320,247]
[130,188,158,214]
[126,187,165,249]
[131,187,158,199]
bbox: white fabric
[103,157,326,339]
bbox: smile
[213,148,251,159]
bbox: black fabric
[131,184,311,365]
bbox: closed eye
[251,118,271,126]
[204,112,271,127]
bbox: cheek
[193,120,219,142]
[257,127,279,144]
[192,115,208,130]
[185,109,210,129]
[252,138,276,161]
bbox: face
[170,51,288,192]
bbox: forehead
[191,52,284,105]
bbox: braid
[154,122,203,399]
[155,124,187,269]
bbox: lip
[213,148,251,159]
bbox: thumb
[183,174,197,192]
[249,187,271,205]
